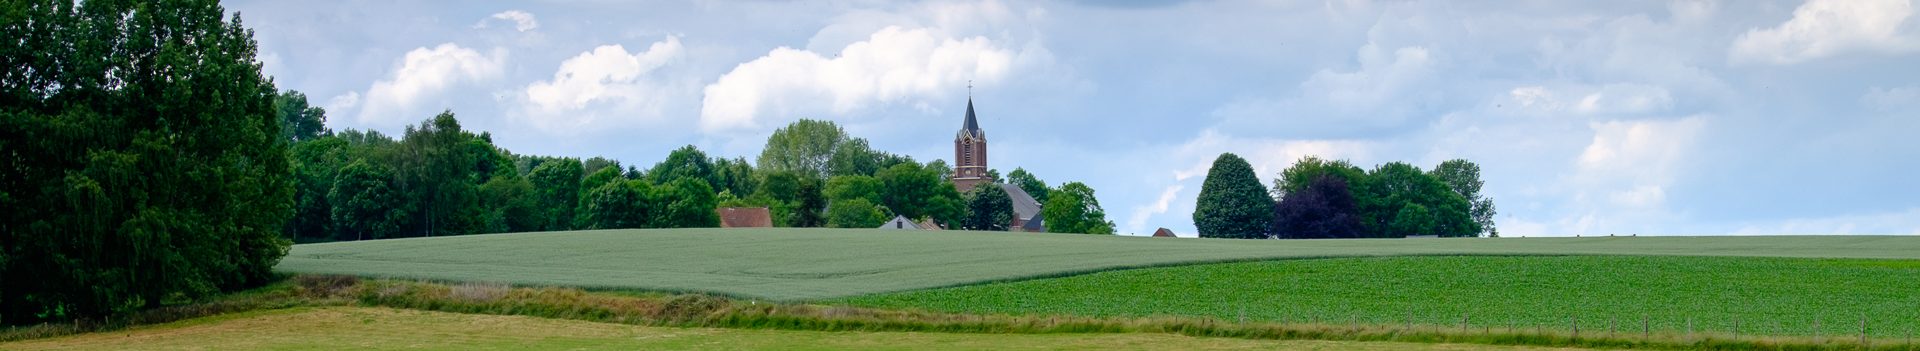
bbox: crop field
[839,256,1920,338]
[276,229,1920,300]
[0,306,1599,351]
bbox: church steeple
[952,96,988,192]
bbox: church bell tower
[952,98,988,193]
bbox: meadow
[0,306,1598,351]
[275,228,1920,300]
[838,256,1920,338]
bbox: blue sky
[231,0,1920,236]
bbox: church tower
[952,98,988,193]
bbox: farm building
[715,207,772,228]
[1002,184,1044,231]
[1152,228,1176,237]
[879,216,922,230]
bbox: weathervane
[968,80,973,98]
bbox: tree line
[1193,153,1497,239]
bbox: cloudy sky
[232,0,1920,236]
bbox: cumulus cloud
[516,37,685,132]
[1730,0,1918,65]
[354,43,507,125]
[1574,116,1708,210]
[478,10,539,32]
[700,26,1016,132]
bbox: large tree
[877,162,961,221]
[1270,175,1365,239]
[1364,162,1477,237]
[1040,182,1114,234]
[1429,159,1498,237]
[826,198,889,228]
[962,185,1014,231]
[274,90,330,143]
[648,145,715,187]
[0,0,292,323]
[1193,153,1275,239]
[757,119,847,179]
[330,161,412,241]
[526,159,583,231]
[286,137,351,241]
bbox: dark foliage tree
[0,0,292,323]
[711,157,759,198]
[274,90,330,143]
[1270,175,1366,239]
[286,137,351,241]
[581,181,652,229]
[962,185,1014,231]
[1041,182,1114,234]
[330,161,411,241]
[1193,153,1275,239]
[479,175,540,233]
[526,160,583,231]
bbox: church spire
[961,97,981,137]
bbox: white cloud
[325,91,361,112]
[700,26,1016,132]
[1574,116,1708,210]
[516,37,684,132]
[1573,84,1673,115]
[1730,0,1918,65]
[1125,185,1184,236]
[478,10,539,32]
[1731,208,1920,235]
[354,43,506,125]
[1212,43,1439,137]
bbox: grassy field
[275,228,1920,300]
[0,306,1601,351]
[838,256,1920,338]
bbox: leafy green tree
[1364,162,1477,237]
[825,175,886,205]
[963,185,1015,231]
[657,178,720,228]
[286,137,351,241]
[985,168,1005,183]
[1041,182,1114,234]
[1274,156,1367,200]
[478,175,540,233]
[526,160,583,231]
[1429,159,1498,237]
[755,171,826,227]
[275,90,331,143]
[0,0,293,323]
[649,145,715,187]
[581,180,652,229]
[925,159,953,180]
[757,119,847,179]
[877,162,962,221]
[826,198,890,228]
[1389,203,1435,236]
[1193,153,1275,239]
[330,161,411,241]
[581,157,621,178]
[1007,168,1050,204]
[828,138,884,176]
[711,157,759,197]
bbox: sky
[230,0,1920,237]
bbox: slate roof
[957,98,984,140]
[879,215,921,230]
[999,183,1043,222]
[1020,212,1047,232]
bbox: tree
[1430,159,1497,237]
[963,185,1014,231]
[286,137,351,241]
[985,168,1005,183]
[1270,175,1365,239]
[711,157,759,197]
[478,175,539,233]
[1007,168,1050,204]
[330,161,412,241]
[755,171,825,227]
[657,178,720,228]
[1273,156,1366,200]
[875,162,965,224]
[1193,153,1275,239]
[826,198,889,228]
[925,159,953,180]
[0,0,293,323]
[825,175,886,205]
[581,180,652,229]
[649,145,715,187]
[526,160,583,231]
[275,90,331,143]
[757,119,847,179]
[1364,162,1477,238]
[1389,203,1435,236]
[1041,182,1114,234]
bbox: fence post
[1643,315,1650,341]
[1816,315,1822,343]
[1861,314,1868,348]
[1734,318,1740,341]
[1572,316,1579,339]
[1462,312,1469,333]
[1686,317,1693,340]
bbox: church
[952,98,1045,232]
